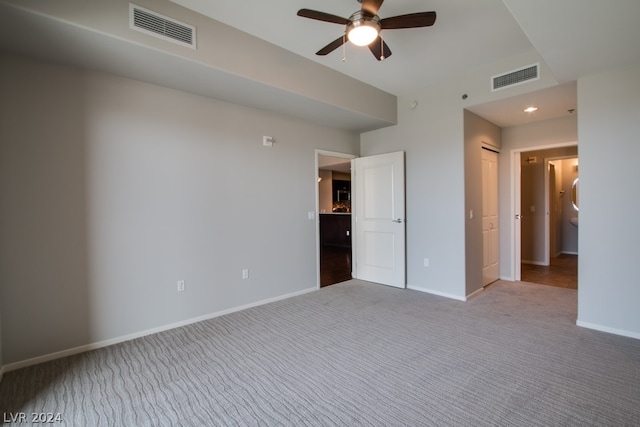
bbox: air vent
[129,4,196,49]
[491,63,539,91]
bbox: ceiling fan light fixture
[346,13,380,46]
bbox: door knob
[392,218,404,223]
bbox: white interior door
[548,161,557,261]
[352,151,405,288]
[482,148,499,286]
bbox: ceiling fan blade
[368,37,392,61]
[297,9,350,25]
[316,35,346,56]
[380,11,437,29]
[361,0,384,16]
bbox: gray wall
[363,47,640,338]
[576,62,640,337]
[361,49,558,300]
[464,110,501,296]
[0,54,360,364]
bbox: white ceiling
[168,0,640,127]
[1,1,638,130]
[170,0,534,96]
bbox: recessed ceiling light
[524,106,538,113]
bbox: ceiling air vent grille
[492,63,539,91]
[130,4,196,48]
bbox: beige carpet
[1,280,639,426]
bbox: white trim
[543,160,554,266]
[576,320,640,340]
[521,259,548,266]
[466,286,485,300]
[510,141,577,282]
[511,149,522,281]
[1,287,317,373]
[407,285,467,301]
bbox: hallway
[521,254,578,289]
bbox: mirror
[571,178,579,211]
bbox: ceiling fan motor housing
[347,11,381,46]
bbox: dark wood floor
[521,254,578,289]
[321,246,578,290]
[320,245,352,287]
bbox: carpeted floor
[1,280,639,426]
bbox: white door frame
[544,160,557,265]
[510,142,577,281]
[482,147,500,286]
[315,150,357,288]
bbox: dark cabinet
[332,180,351,202]
[320,214,351,248]
[332,179,351,212]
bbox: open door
[352,151,406,288]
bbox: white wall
[576,62,640,338]
[0,54,360,365]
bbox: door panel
[353,151,405,288]
[482,149,499,286]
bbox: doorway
[316,151,355,287]
[315,150,407,288]
[513,145,578,289]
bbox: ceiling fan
[297,0,436,61]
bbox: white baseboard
[576,320,640,340]
[466,287,484,300]
[2,286,317,374]
[407,285,467,301]
[521,259,549,266]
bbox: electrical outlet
[242,269,249,279]
[424,258,429,267]
[177,280,185,292]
